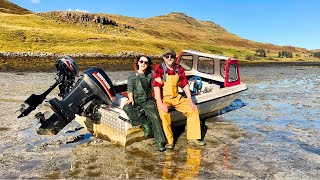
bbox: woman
[123,56,166,152]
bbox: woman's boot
[141,120,152,138]
[155,142,166,152]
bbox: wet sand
[0,64,319,179]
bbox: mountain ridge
[90,12,310,53]
[0,0,32,14]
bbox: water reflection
[162,147,202,179]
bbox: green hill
[0,0,316,62]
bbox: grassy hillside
[0,12,177,55]
[0,1,318,62]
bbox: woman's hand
[158,102,168,113]
[126,98,134,105]
[126,92,134,105]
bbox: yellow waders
[157,73,201,144]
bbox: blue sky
[9,0,320,50]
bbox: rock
[0,51,162,59]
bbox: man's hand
[126,99,134,105]
[183,85,197,111]
[189,99,197,111]
[158,102,168,113]
[154,86,168,112]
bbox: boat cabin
[113,50,242,99]
[177,50,241,90]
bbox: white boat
[75,50,248,146]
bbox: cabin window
[198,56,214,74]
[180,55,193,70]
[220,60,226,78]
[228,64,238,82]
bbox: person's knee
[185,108,199,117]
[190,106,199,113]
[147,113,159,122]
[123,104,132,113]
[191,106,199,114]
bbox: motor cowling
[36,67,116,135]
[56,56,79,79]
[56,57,79,98]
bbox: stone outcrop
[0,51,161,59]
[36,11,133,29]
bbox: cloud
[30,0,40,4]
[67,8,89,13]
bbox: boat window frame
[228,63,239,82]
[179,54,193,71]
[220,60,226,78]
[197,56,215,74]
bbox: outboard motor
[36,67,116,135]
[18,56,79,118]
[56,56,79,98]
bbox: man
[153,48,205,149]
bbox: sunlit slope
[0,11,309,56]
[105,12,308,53]
[0,13,174,54]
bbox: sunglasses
[165,55,176,59]
[139,60,149,65]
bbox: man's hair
[162,48,176,57]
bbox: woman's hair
[133,55,153,73]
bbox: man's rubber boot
[156,142,166,152]
[165,143,175,149]
[187,139,206,146]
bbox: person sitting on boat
[153,48,206,149]
[123,56,167,152]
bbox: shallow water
[224,65,320,179]
[0,65,319,179]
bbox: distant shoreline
[0,55,319,72]
[0,55,163,72]
[239,61,320,67]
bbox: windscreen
[198,56,214,74]
[179,55,193,70]
[228,64,238,82]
